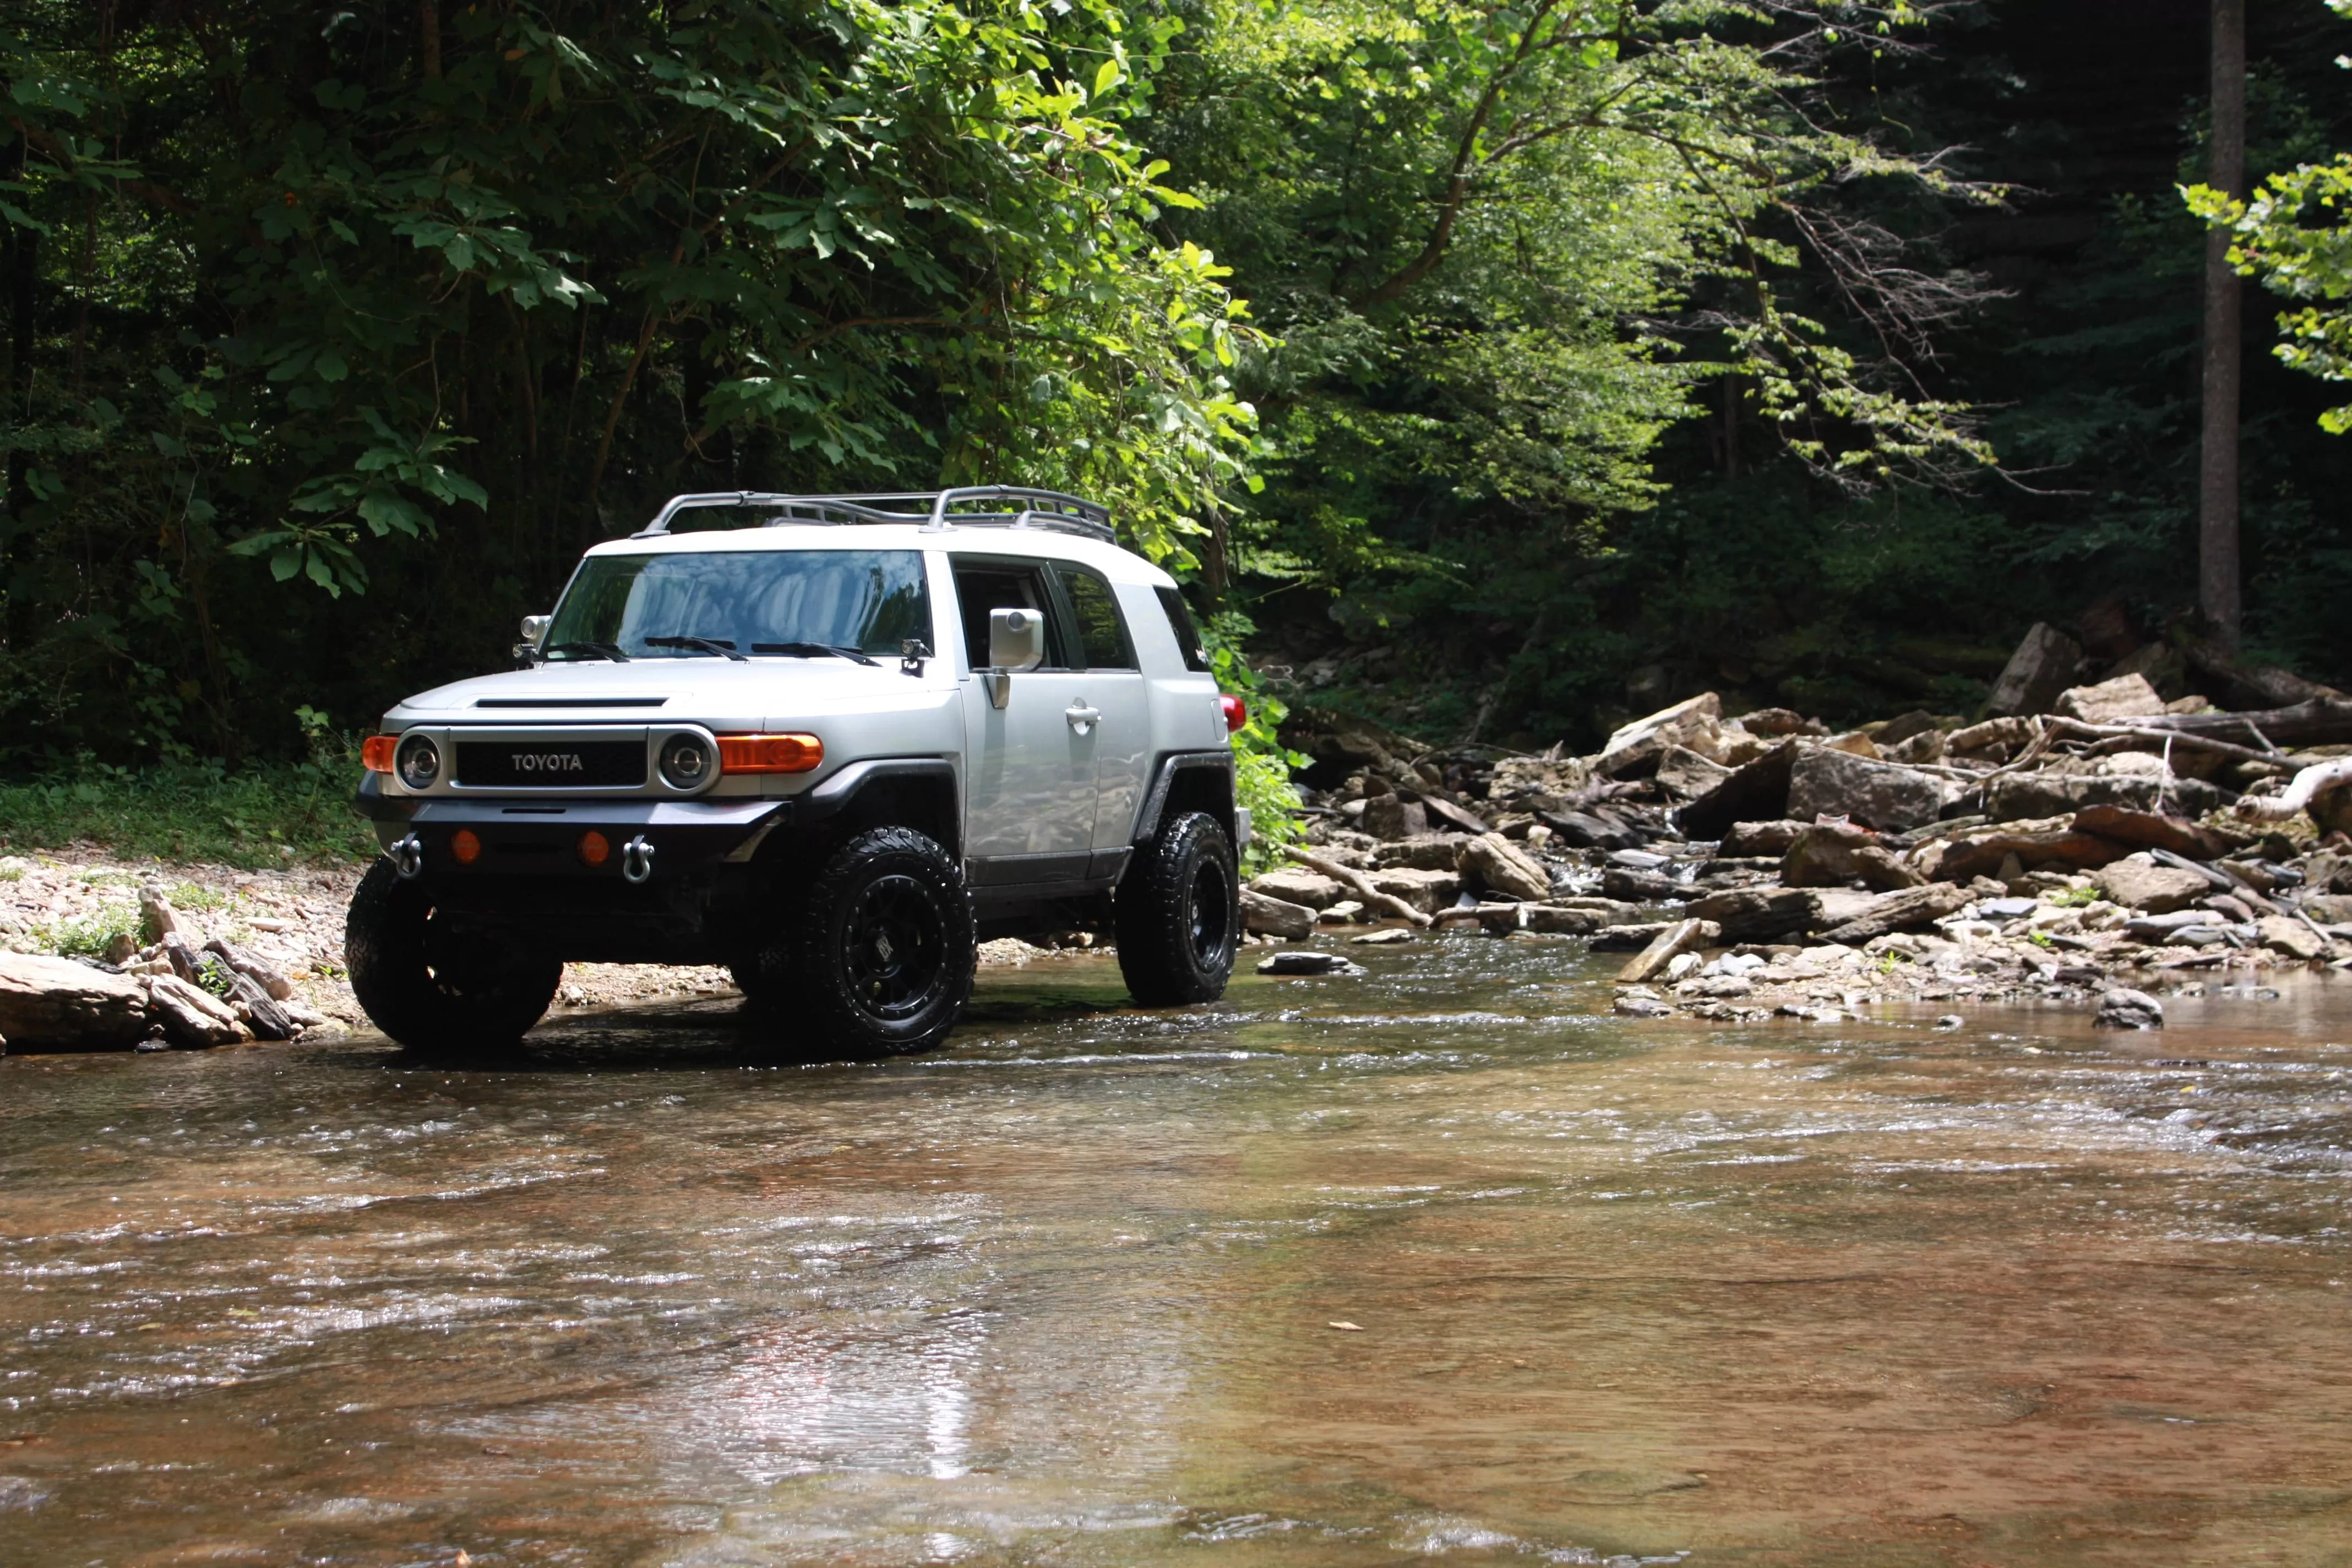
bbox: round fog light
[450,829,482,865]
[660,735,713,789]
[578,830,611,867]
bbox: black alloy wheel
[1114,810,1239,1006]
[845,870,948,1020]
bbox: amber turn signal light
[717,733,823,774]
[577,830,611,867]
[362,734,398,772]
[450,829,482,865]
[1220,694,1248,733]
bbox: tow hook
[390,833,423,880]
[622,835,656,885]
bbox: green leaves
[2192,154,2352,433]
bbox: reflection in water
[2,940,2350,1566]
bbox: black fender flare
[1129,750,1236,848]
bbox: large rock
[1986,622,2084,716]
[2055,672,2168,725]
[1920,821,2133,883]
[1816,884,1973,945]
[1675,741,1798,841]
[1360,794,1427,840]
[1655,745,1732,802]
[2090,859,2213,914]
[1596,693,1723,778]
[1373,835,1473,872]
[1720,819,1809,857]
[0,953,152,1052]
[1368,867,1462,913]
[1249,868,1344,910]
[2071,805,2244,862]
[1458,832,1551,901]
[1986,767,2161,822]
[1782,822,1920,890]
[2257,915,2332,961]
[1785,747,1946,832]
[1685,887,1823,942]
[1616,918,1722,983]
[1239,888,1317,939]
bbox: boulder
[1675,741,1799,841]
[1917,820,2135,883]
[1458,832,1551,901]
[1656,745,1732,802]
[2094,988,2164,1031]
[2090,861,2213,915]
[0,953,153,1052]
[1239,889,1317,939]
[1602,867,1682,903]
[1249,868,1344,910]
[2071,805,2244,863]
[1720,819,1809,857]
[1368,867,1462,913]
[148,973,243,1047]
[2256,915,2331,962]
[1616,918,1723,983]
[1685,887,1823,942]
[1779,823,1918,891]
[1360,794,1427,840]
[1815,884,1973,945]
[1596,693,1723,778]
[1373,835,1473,872]
[1986,622,2084,717]
[2055,672,2168,725]
[1946,715,2038,759]
[1785,747,1945,832]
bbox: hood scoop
[475,697,668,709]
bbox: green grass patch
[0,753,376,870]
[30,906,141,959]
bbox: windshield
[543,550,930,660]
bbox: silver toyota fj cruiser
[347,487,1249,1056]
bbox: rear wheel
[737,827,974,1058]
[1115,812,1238,1006]
[345,859,562,1053]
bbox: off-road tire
[739,826,974,1058]
[1114,811,1238,1006]
[345,858,562,1053]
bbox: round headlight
[660,734,712,790]
[395,733,442,790]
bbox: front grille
[454,739,646,788]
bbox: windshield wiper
[644,635,748,662]
[750,641,880,667]
[544,641,630,662]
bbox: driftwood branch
[2237,756,2352,822]
[1284,847,1434,927]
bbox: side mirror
[520,614,551,645]
[984,607,1046,709]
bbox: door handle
[1065,703,1102,736]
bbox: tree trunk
[5,219,37,655]
[2200,0,2246,651]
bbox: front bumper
[356,771,790,881]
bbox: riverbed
[4,938,2349,1566]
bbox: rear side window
[1155,585,1211,673]
[1059,567,1135,671]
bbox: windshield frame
[540,546,937,663]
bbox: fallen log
[2237,756,2352,823]
[1284,847,1434,927]
[2126,696,2352,749]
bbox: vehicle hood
[385,657,946,731]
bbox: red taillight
[449,829,482,865]
[362,734,398,772]
[1219,694,1248,734]
[717,733,824,774]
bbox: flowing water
[4,939,2352,1567]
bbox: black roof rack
[631,487,1115,545]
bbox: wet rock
[2090,861,2212,915]
[1368,867,1462,913]
[1656,745,1733,802]
[1816,884,1973,945]
[1256,950,1364,977]
[1319,900,1366,924]
[1592,922,1672,951]
[2256,915,2331,962]
[1987,622,2084,717]
[1934,1014,1964,1030]
[1596,693,1723,778]
[1616,918,1723,983]
[1458,832,1552,902]
[1239,889,1317,940]
[1786,747,1946,832]
[2094,988,2165,1030]
[1686,886,1822,942]
[148,973,243,1047]
[1249,868,1344,909]
[2054,672,2168,725]
[1613,993,1676,1017]
[1602,867,1682,903]
[0,952,153,1052]
[1349,927,1415,945]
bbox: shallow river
[4,940,2351,1567]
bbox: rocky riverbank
[1253,660,2352,1028]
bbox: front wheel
[345,859,562,1053]
[1114,812,1238,1006]
[739,827,976,1058]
